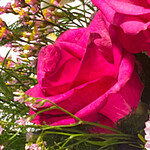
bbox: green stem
[81,0,88,26]
[0,67,29,89]
[98,141,140,150]
[28,97,122,133]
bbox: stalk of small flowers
[0,0,73,62]
[0,2,13,14]
[0,3,47,60]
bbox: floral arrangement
[0,0,150,149]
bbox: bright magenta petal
[72,33,115,87]
[106,0,150,15]
[91,0,115,23]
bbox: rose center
[42,46,61,73]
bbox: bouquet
[0,0,150,149]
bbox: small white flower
[144,117,150,150]
[13,90,25,104]
[26,102,37,110]
[25,144,30,150]
[0,145,4,150]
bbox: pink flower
[5,2,13,13]
[13,90,26,104]
[0,145,4,150]
[145,118,150,150]
[30,4,39,14]
[145,142,150,150]
[25,0,37,5]
[26,11,143,130]
[16,118,28,125]
[0,55,15,68]
[0,125,3,135]
[29,144,41,150]
[26,130,34,142]
[14,96,25,104]
[91,0,150,55]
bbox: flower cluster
[0,0,75,63]
[0,18,11,41]
[0,2,13,14]
[145,118,150,150]
[25,143,42,150]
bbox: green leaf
[0,74,13,100]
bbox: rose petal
[37,45,80,95]
[91,0,115,23]
[114,26,150,53]
[106,0,150,15]
[113,13,150,34]
[56,28,87,59]
[72,33,115,87]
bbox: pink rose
[92,0,150,55]
[26,11,143,128]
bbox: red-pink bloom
[91,0,150,55]
[26,11,143,130]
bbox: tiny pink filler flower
[16,118,28,126]
[0,125,3,135]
